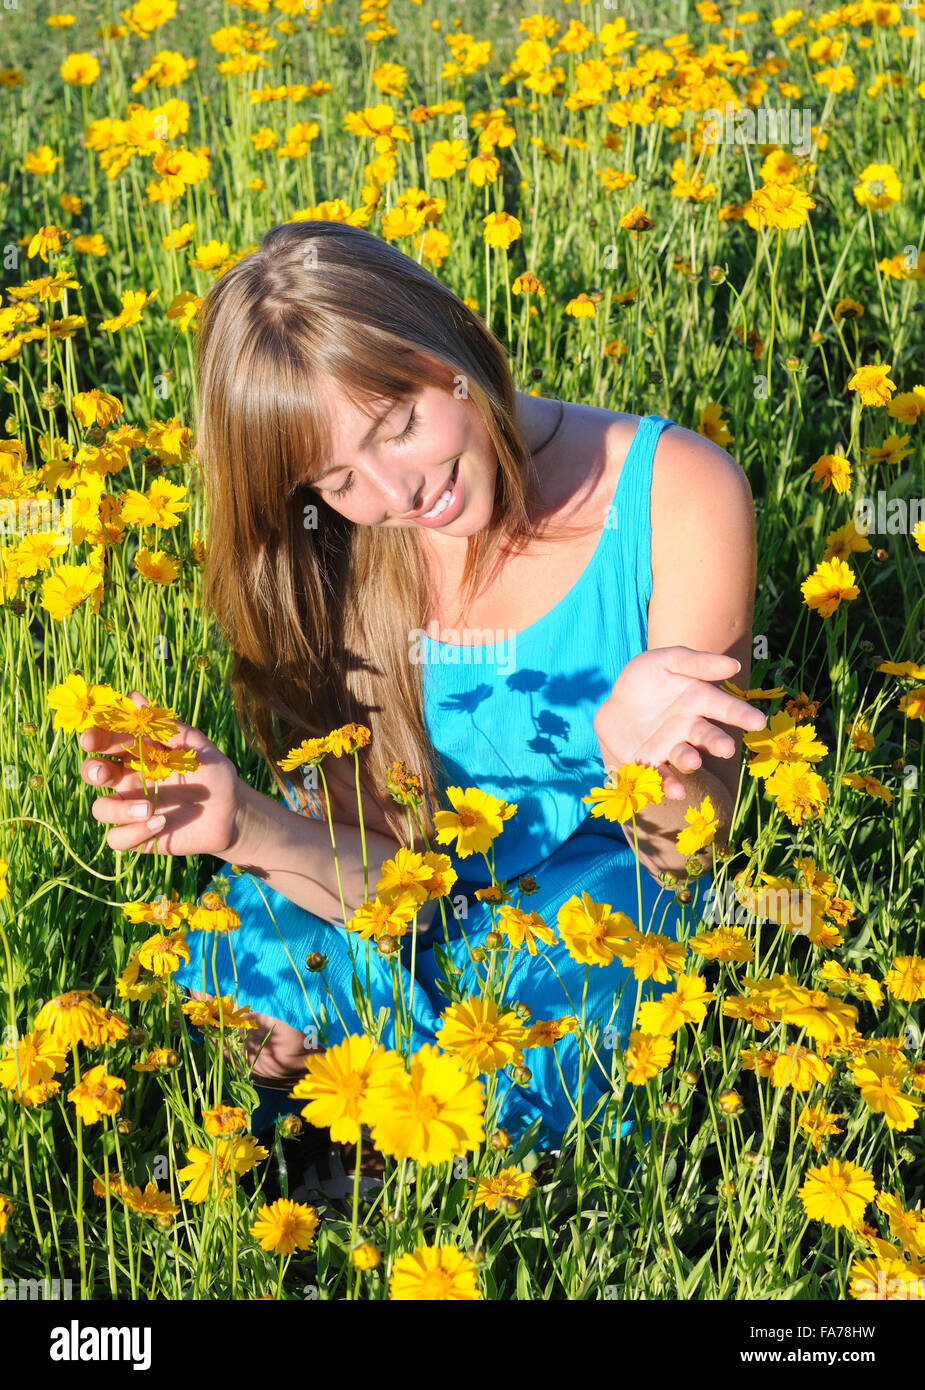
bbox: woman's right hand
[79,690,245,859]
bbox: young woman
[78,219,766,1154]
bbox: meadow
[0,0,924,1302]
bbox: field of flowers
[0,0,924,1306]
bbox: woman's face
[303,375,497,539]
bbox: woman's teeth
[420,461,458,518]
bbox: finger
[81,757,145,793]
[92,793,161,827]
[674,683,768,733]
[103,815,167,853]
[656,762,688,800]
[667,740,705,774]
[658,647,745,683]
[670,718,740,764]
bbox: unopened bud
[376,934,398,957]
[280,1114,303,1137]
[490,1128,511,1151]
[484,931,502,950]
[305,952,327,972]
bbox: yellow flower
[851,1054,925,1131]
[363,1043,485,1166]
[202,1104,248,1136]
[612,929,687,983]
[483,211,522,250]
[468,1166,536,1211]
[853,163,902,211]
[97,698,179,743]
[582,762,664,822]
[324,722,371,757]
[623,1030,675,1084]
[798,1157,876,1230]
[176,1134,268,1203]
[0,1028,68,1100]
[436,997,529,1072]
[769,1043,833,1091]
[523,1015,578,1049]
[100,287,159,333]
[687,927,754,963]
[46,673,122,732]
[697,402,733,446]
[72,389,123,429]
[60,52,101,85]
[433,785,515,858]
[636,973,715,1036]
[290,1034,405,1144]
[68,1064,126,1124]
[389,1244,482,1300]
[346,894,418,941]
[771,984,858,1045]
[351,1241,382,1270]
[847,363,897,406]
[33,991,127,1049]
[376,847,432,907]
[250,1199,319,1255]
[883,955,925,1002]
[740,717,823,783]
[743,182,815,230]
[180,995,256,1030]
[619,205,654,231]
[278,736,330,771]
[125,741,199,781]
[875,1192,925,1261]
[556,890,636,967]
[186,894,241,934]
[495,904,557,955]
[765,762,830,826]
[136,931,189,975]
[119,477,190,529]
[811,451,853,494]
[800,558,859,619]
[0,1194,13,1234]
[135,548,180,584]
[39,563,104,621]
[676,795,718,855]
[797,1101,844,1152]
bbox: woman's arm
[225,780,441,928]
[610,426,760,881]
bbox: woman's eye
[393,407,419,447]
[329,474,355,499]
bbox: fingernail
[734,659,742,672]
[148,814,165,830]
[129,802,150,818]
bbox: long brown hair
[194,218,600,844]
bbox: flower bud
[490,1128,511,1151]
[280,1114,303,1137]
[126,1028,146,1048]
[718,1180,737,1199]
[680,1068,699,1087]
[497,1195,520,1215]
[305,952,328,973]
[708,265,725,284]
[117,1119,132,1135]
[512,1064,532,1085]
[351,1241,381,1270]
[484,931,502,950]
[660,1099,681,1120]
[675,887,693,905]
[376,934,398,957]
[470,946,487,963]
[718,1088,742,1115]
[511,1001,531,1023]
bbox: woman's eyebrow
[313,400,401,481]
